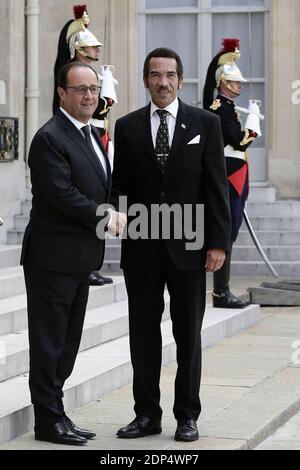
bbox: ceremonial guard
[53,4,118,286]
[203,38,263,308]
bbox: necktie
[155,110,170,172]
[82,125,107,180]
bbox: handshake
[106,209,127,237]
[236,100,264,137]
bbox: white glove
[245,100,264,137]
[99,65,118,103]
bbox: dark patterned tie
[155,110,170,172]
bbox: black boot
[213,246,250,309]
[212,289,250,309]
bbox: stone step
[0,246,21,269]
[102,260,122,273]
[0,267,25,299]
[248,286,300,306]
[231,261,300,277]
[21,201,31,217]
[232,245,300,262]
[0,276,126,336]
[0,277,136,383]
[247,186,277,203]
[0,297,136,383]
[0,303,260,445]
[241,217,300,231]
[245,201,300,217]
[236,230,300,246]
[6,230,24,246]
[14,216,29,231]
[104,245,121,261]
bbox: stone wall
[268,0,300,198]
[0,0,26,243]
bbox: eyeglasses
[65,86,100,95]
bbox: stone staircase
[232,196,300,277]
[0,224,261,446]
[4,186,300,278]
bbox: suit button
[160,192,165,198]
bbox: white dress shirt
[60,107,108,178]
[150,98,179,148]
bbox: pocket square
[187,135,201,145]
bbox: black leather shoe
[35,421,87,445]
[63,415,96,440]
[96,272,113,284]
[89,272,105,286]
[212,290,250,309]
[175,419,199,442]
[117,416,162,438]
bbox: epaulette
[210,99,221,111]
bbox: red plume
[221,38,240,53]
[73,5,88,19]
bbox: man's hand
[205,249,226,273]
[107,209,127,236]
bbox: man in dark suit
[113,48,231,442]
[21,62,126,446]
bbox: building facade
[0,0,299,242]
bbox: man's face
[81,46,101,63]
[58,67,99,123]
[226,80,243,98]
[144,57,183,108]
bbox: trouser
[123,243,206,421]
[23,265,89,427]
[213,245,232,292]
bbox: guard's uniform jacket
[209,94,257,241]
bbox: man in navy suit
[21,62,125,446]
[113,48,231,442]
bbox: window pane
[213,13,265,78]
[213,0,265,6]
[179,83,198,107]
[146,15,197,78]
[236,82,265,147]
[146,0,197,7]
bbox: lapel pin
[181,123,186,129]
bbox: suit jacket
[112,99,231,271]
[21,109,111,273]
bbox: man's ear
[178,78,183,90]
[57,86,65,101]
[143,78,149,90]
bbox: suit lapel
[56,110,108,189]
[168,99,192,164]
[91,126,112,190]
